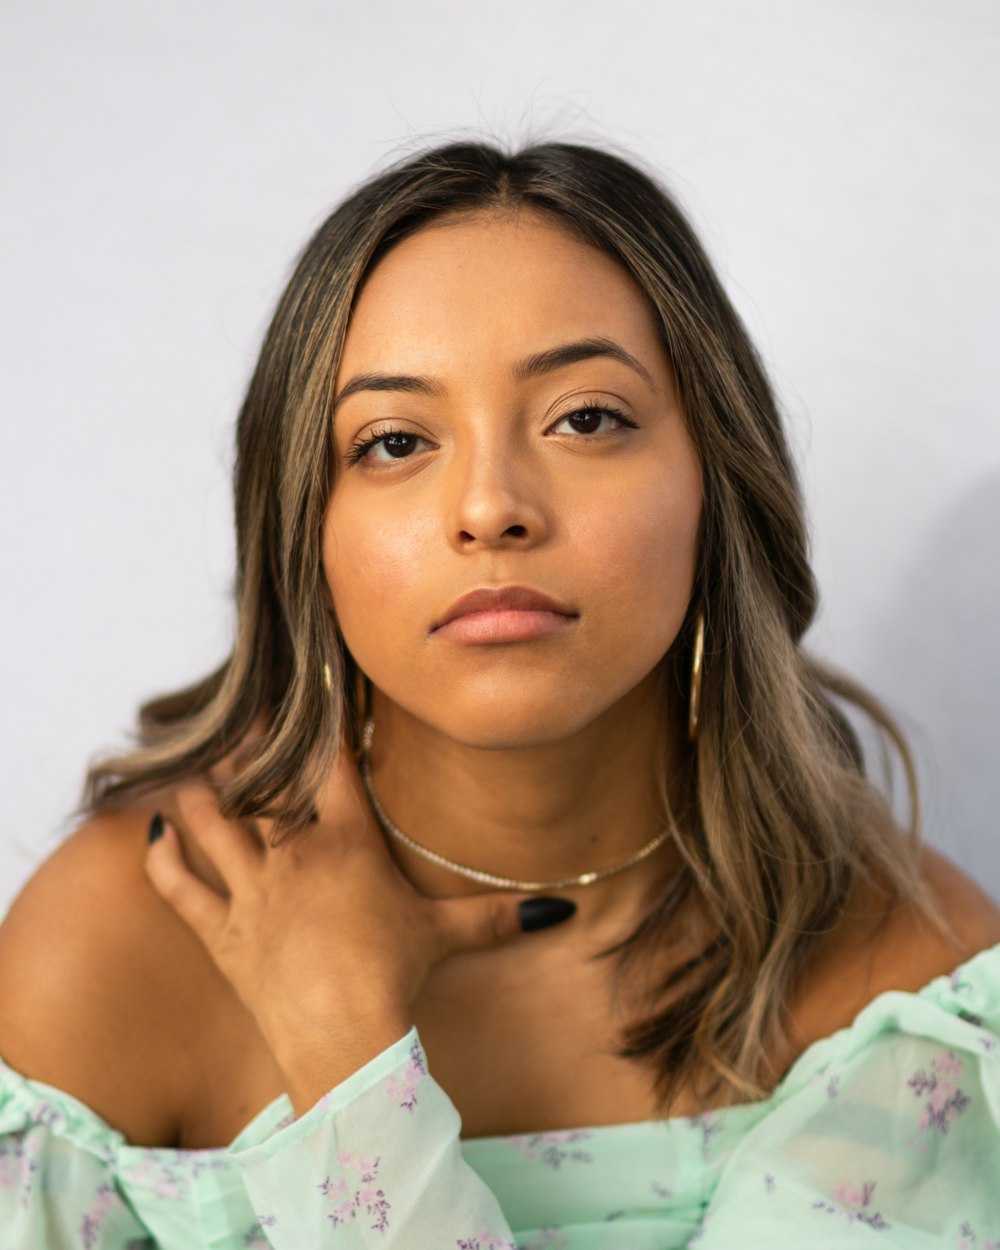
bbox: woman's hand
[142,740,574,1113]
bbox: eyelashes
[343,425,417,468]
[343,402,638,469]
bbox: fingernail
[518,896,576,933]
[148,813,164,845]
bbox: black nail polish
[518,896,577,933]
[148,813,164,845]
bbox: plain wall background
[2,0,998,914]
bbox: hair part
[80,138,945,1111]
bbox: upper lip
[432,585,578,630]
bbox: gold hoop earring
[321,657,370,716]
[688,611,705,742]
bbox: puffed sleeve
[0,1057,152,1248]
[694,987,1000,1247]
[230,1027,519,1249]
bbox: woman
[1,140,998,1248]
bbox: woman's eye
[344,427,427,467]
[552,404,635,437]
[345,405,640,470]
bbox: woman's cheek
[577,484,700,625]
[324,513,431,642]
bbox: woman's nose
[444,441,549,550]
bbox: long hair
[81,139,942,1108]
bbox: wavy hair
[81,139,942,1109]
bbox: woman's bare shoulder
[867,843,1000,983]
[917,843,1000,945]
[0,795,234,1147]
[789,844,1000,1055]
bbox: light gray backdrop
[2,0,998,914]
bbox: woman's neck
[363,673,683,937]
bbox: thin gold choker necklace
[358,716,673,892]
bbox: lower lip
[433,609,578,644]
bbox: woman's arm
[0,805,199,1148]
[0,806,212,1246]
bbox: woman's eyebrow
[513,337,654,386]
[332,336,655,416]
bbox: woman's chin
[425,703,621,754]
[371,664,663,751]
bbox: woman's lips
[432,584,577,630]
[431,608,579,644]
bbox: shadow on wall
[861,471,1000,900]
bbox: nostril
[459,524,529,543]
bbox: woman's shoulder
[858,843,1000,987]
[786,843,1000,1061]
[0,793,236,1147]
[909,843,1000,961]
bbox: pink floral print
[455,1233,517,1249]
[244,1217,277,1248]
[907,1050,972,1146]
[0,1127,42,1208]
[956,1220,1000,1249]
[80,1182,130,1250]
[950,970,973,994]
[318,1150,390,1232]
[687,1112,722,1160]
[120,1148,229,1198]
[813,1180,890,1230]
[507,1130,593,1168]
[521,1230,571,1249]
[384,1037,427,1111]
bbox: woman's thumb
[436,894,577,954]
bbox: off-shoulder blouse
[2,942,999,1247]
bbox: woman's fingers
[432,892,578,958]
[174,779,265,892]
[145,815,229,947]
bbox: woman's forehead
[337,209,668,387]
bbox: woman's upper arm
[0,804,200,1146]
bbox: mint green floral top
[2,942,999,1248]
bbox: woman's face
[323,208,703,748]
